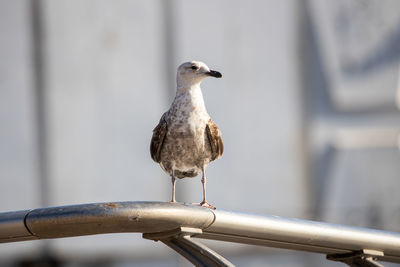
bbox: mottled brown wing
[150,113,168,163]
[206,119,224,161]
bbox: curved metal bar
[1,201,400,265]
[0,210,34,242]
[26,201,215,239]
[205,210,400,263]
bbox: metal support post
[143,227,234,267]
[327,249,385,267]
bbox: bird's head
[176,61,222,88]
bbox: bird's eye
[191,65,199,70]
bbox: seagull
[150,61,224,209]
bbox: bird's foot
[198,201,216,210]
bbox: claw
[200,201,216,210]
[190,202,216,210]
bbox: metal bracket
[143,227,234,267]
[327,249,385,267]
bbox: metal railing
[1,201,399,266]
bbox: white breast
[169,85,210,132]
[160,85,212,172]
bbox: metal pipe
[25,202,215,239]
[0,210,35,242]
[0,202,399,264]
[203,210,400,263]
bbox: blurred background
[1,0,400,266]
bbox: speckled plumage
[150,61,223,209]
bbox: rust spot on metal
[103,203,120,208]
[128,215,141,222]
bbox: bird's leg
[171,170,176,203]
[200,167,216,210]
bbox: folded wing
[206,119,224,161]
[150,113,168,163]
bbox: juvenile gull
[150,61,223,209]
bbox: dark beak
[206,70,222,78]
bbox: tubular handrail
[1,201,399,266]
